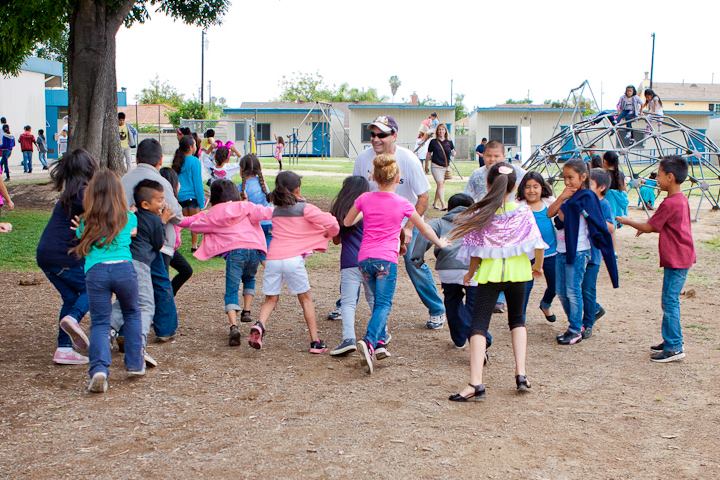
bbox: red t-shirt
[19,132,35,151]
[647,192,696,269]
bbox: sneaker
[127,367,146,377]
[240,310,253,323]
[595,306,606,321]
[248,322,265,350]
[384,332,393,345]
[326,308,342,321]
[493,303,506,314]
[144,352,158,368]
[228,325,241,346]
[650,342,665,352]
[581,327,593,339]
[556,330,582,345]
[59,316,89,354]
[87,372,108,393]
[309,340,328,354]
[156,334,176,343]
[426,313,446,330]
[356,340,374,374]
[330,338,357,357]
[53,349,88,365]
[650,349,685,363]
[516,375,531,392]
[375,341,391,360]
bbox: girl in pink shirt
[179,179,273,347]
[249,171,339,354]
[273,135,285,171]
[344,154,449,374]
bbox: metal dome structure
[522,83,720,220]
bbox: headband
[216,140,234,150]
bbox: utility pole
[208,80,212,106]
[650,32,656,89]
[200,29,206,105]
[450,79,453,105]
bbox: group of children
[0,118,49,181]
[38,131,695,397]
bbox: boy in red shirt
[617,155,695,363]
[19,125,36,174]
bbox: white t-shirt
[556,215,591,253]
[414,138,430,160]
[353,146,430,208]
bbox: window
[235,123,246,141]
[361,123,372,143]
[489,126,518,146]
[710,104,720,113]
[256,123,271,141]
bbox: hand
[463,271,474,286]
[560,186,577,200]
[70,215,80,231]
[403,226,413,245]
[532,267,543,278]
[129,204,138,213]
[436,237,451,249]
[0,222,12,233]
[5,199,14,210]
[424,167,430,174]
[635,230,644,238]
[160,204,175,224]
[399,243,408,256]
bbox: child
[448,163,545,401]
[516,172,558,323]
[273,135,285,171]
[328,175,374,356]
[639,172,658,210]
[56,127,69,159]
[617,155,695,363]
[238,154,272,248]
[173,135,205,251]
[36,149,98,365]
[344,154,449,374]
[72,170,144,393]
[180,179,273,345]
[159,167,193,295]
[1,124,15,181]
[19,125,36,174]
[615,85,643,139]
[203,141,240,184]
[602,151,629,222]
[110,180,173,367]
[643,89,664,116]
[583,169,617,339]
[37,129,48,170]
[410,193,494,354]
[201,129,216,154]
[250,171,339,354]
[548,159,618,345]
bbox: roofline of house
[475,106,567,112]
[348,104,455,110]
[21,56,63,79]
[224,108,325,115]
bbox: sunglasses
[369,131,393,139]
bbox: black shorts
[180,198,200,209]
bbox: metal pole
[450,79,453,105]
[650,33,656,89]
[200,30,205,105]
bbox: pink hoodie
[266,201,339,260]
[179,201,273,260]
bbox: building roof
[224,102,344,119]
[21,57,63,78]
[476,104,568,112]
[650,82,720,102]
[347,103,455,110]
[118,104,176,125]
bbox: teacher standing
[424,123,454,210]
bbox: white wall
[0,70,47,165]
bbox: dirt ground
[1,206,720,479]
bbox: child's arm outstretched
[408,212,449,250]
[409,219,441,267]
[304,203,340,238]
[616,216,656,236]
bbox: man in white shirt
[353,115,447,329]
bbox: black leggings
[170,250,193,296]
[471,281,527,337]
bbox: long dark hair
[563,158,591,189]
[269,171,302,207]
[602,151,625,190]
[516,171,553,201]
[71,170,128,257]
[159,167,179,197]
[172,135,195,174]
[50,148,99,215]
[239,154,269,200]
[644,88,663,107]
[330,176,370,230]
[451,162,516,241]
[209,179,241,205]
[214,145,230,166]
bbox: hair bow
[498,165,513,175]
[216,140,234,150]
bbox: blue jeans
[150,253,178,338]
[582,262,602,329]
[359,259,398,347]
[340,267,374,340]
[0,150,10,179]
[555,250,590,334]
[523,255,557,313]
[86,262,144,376]
[39,152,48,168]
[42,264,89,349]
[661,268,688,351]
[441,283,492,348]
[404,227,445,316]
[224,249,261,312]
[22,151,32,172]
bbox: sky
[116,0,720,113]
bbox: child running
[344,154,449,374]
[180,179,273,345]
[516,172,558,323]
[328,175,374,356]
[159,167,193,295]
[548,159,618,345]
[448,163,545,401]
[72,170,144,393]
[617,155,695,363]
[249,171,338,353]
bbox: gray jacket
[122,163,183,255]
[410,206,469,271]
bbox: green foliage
[389,75,401,99]
[167,99,219,128]
[137,75,185,107]
[32,25,69,86]
[137,124,160,133]
[126,0,230,29]
[454,93,467,121]
[505,98,533,104]
[543,96,597,115]
[0,209,50,271]
[279,72,387,103]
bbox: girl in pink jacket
[179,179,273,347]
[248,171,340,354]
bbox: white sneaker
[53,348,88,365]
[144,352,158,368]
[87,372,108,393]
[426,313,446,330]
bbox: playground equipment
[522,82,720,220]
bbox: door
[688,128,706,164]
[312,122,330,156]
[559,125,576,160]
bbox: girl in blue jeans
[36,149,98,365]
[73,170,144,393]
[343,154,448,375]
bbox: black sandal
[540,306,556,323]
[516,375,531,392]
[449,383,486,402]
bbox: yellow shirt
[119,124,129,149]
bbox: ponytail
[269,170,301,207]
[172,135,195,174]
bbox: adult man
[475,137,487,167]
[353,115,447,329]
[118,112,138,171]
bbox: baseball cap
[369,115,399,134]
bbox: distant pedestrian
[19,125,36,174]
[1,124,16,181]
[37,129,49,170]
[475,137,487,167]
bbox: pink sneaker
[53,349,89,365]
[59,316,89,354]
[248,322,265,350]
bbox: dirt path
[1,210,719,479]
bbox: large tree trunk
[67,0,133,171]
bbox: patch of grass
[703,236,720,251]
[685,323,709,331]
[0,209,52,271]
